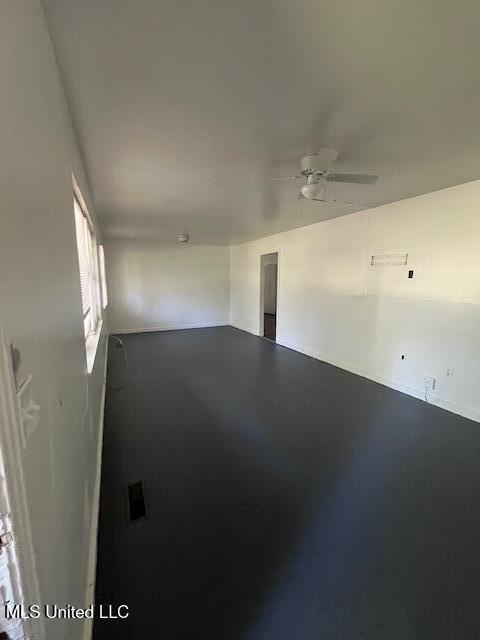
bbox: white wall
[0,3,107,639]
[106,240,229,333]
[230,181,480,422]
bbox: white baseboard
[277,337,480,424]
[229,322,259,336]
[111,321,228,335]
[230,325,480,424]
[83,338,108,640]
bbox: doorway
[260,253,278,341]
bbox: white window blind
[98,244,108,309]
[74,195,101,339]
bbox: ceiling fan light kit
[300,174,325,200]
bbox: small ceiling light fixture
[178,233,190,243]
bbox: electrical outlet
[423,376,436,390]
[446,368,454,378]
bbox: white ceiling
[43,0,480,245]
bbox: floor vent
[127,481,147,523]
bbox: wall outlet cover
[423,376,436,390]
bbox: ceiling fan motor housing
[300,150,338,176]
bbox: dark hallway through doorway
[261,253,278,342]
[263,312,276,341]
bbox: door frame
[0,329,45,639]
[258,251,280,339]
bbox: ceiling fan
[272,149,378,207]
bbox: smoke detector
[178,233,189,243]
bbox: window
[98,245,108,309]
[73,181,103,372]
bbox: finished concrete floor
[94,326,480,639]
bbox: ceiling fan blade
[269,175,302,182]
[326,173,378,185]
[315,149,339,167]
[311,197,374,209]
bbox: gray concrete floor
[94,326,480,639]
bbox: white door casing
[0,330,45,640]
[0,449,26,640]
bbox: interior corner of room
[2,1,480,639]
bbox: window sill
[86,319,103,375]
